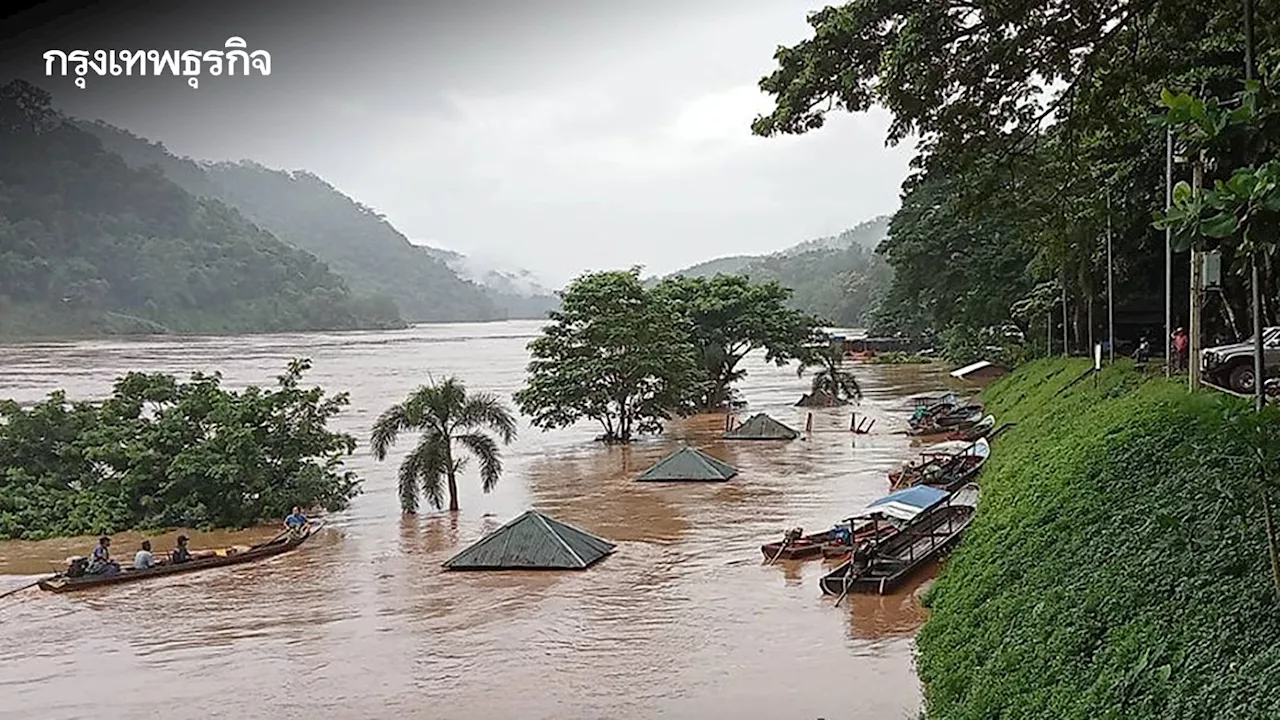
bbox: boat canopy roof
[851,485,950,522]
[950,360,995,378]
[920,436,990,456]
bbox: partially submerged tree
[370,377,517,513]
[653,274,826,411]
[514,268,701,443]
[0,359,360,540]
[796,344,863,405]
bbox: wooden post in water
[805,412,813,438]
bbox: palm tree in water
[371,377,517,513]
[797,344,863,404]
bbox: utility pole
[1061,276,1069,356]
[1244,0,1264,410]
[1107,190,1114,364]
[1166,128,1173,377]
[1242,0,1278,599]
[1189,152,1204,391]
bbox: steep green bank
[917,359,1280,719]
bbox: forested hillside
[660,215,892,327]
[83,122,541,323]
[751,2,1280,353]
[0,81,402,338]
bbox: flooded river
[0,321,960,720]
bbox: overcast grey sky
[10,0,914,286]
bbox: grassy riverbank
[916,358,1280,719]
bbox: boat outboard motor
[65,557,89,578]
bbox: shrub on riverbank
[916,358,1280,719]
[0,359,360,540]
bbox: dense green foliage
[916,359,1280,719]
[0,81,403,338]
[0,360,361,540]
[659,216,892,327]
[652,274,825,409]
[82,121,556,322]
[515,269,702,443]
[753,1,1280,353]
[371,377,517,513]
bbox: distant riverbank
[915,359,1280,718]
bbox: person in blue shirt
[283,506,308,537]
[87,536,120,575]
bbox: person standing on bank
[1172,327,1189,372]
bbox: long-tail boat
[890,437,990,492]
[37,524,321,593]
[819,483,980,597]
[761,484,955,561]
[944,413,995,441]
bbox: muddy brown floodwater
[0,321,963,720]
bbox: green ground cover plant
[917,358,1280,719]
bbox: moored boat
[890,437,990,492]
[37,525,320,593]
[819,483,980,596]
[761,521,896,561]
[944,413,995,441]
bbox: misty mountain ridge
[80,121,558,323]
[653,214,893,327]
[418,244,559,318]
[0,80,404,338]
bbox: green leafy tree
[0,359,360,540]
[369,377,517,513]
[514,268,701,443]
[652,274,826,410]
[752,1,1268,350]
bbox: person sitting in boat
[170,535,192,564]
[134,540,155,570]
[284,506,309,537]
[830,524,852,547]
[851,540,874,568]
[86,536,120,576]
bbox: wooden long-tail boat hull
[819,488,978,596]
[37,528,316,593]
[760,524,897,561]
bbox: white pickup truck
[1200,326,1280,393]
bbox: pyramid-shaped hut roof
[636,445,738,482]
[724,413,800,441]
[442,510,616,570]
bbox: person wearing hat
[170,535,192,564]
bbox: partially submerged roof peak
[724,412,799,440]
[636,445,738,482]
[442,509,616,570]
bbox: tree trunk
[445,443,459,512]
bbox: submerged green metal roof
[442,510,616,570]
[636,445,738,482]
[724,413,799,440]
